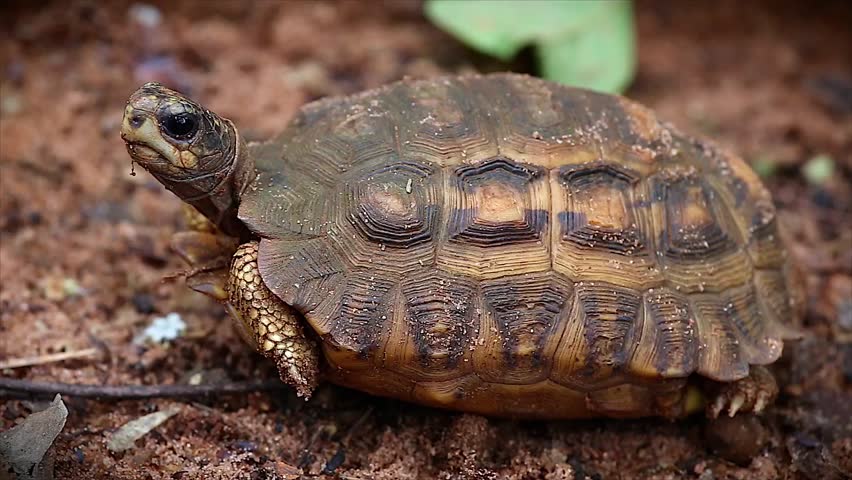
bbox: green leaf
[802,154,835,185]
[424,0,636,93]
[537,2,635,94]
[752,155,778,178]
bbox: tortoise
[120,73,804,419]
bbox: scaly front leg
[171,207,320,398]
[228,242,320,398]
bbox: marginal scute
[746,213,786,269]
[629,288,698,378]
[322,270,398,367]
[753,269,802,340]
[715,283,784,365]
[585,383,675,417]
[474,272,573,384]
[381,270,478,380]
[257,237,345,314]
[412,375,480,406]
[551,282,641,389]
[692,293,749,381]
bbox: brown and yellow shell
[238,73,803,418]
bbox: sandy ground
[1,1,850,479]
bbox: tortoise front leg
[228,242,320,398]
[171,207,320,398]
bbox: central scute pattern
[243,74,800,416]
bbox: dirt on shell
[1,1,850,479]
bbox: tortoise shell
[238,73,803,418]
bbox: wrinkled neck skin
[154,121,255,240]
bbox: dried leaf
[0,394,68,480]
[107,405,181,453]
[273,461,302,480]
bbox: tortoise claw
[727,394,745,417]
[710,396,726,419]
[753,391,770,414]
[170,231,237,302]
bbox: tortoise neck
[183,121,256,239]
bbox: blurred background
[1,1,850,478]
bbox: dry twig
[0,348,100,369]
[0,377,287,400]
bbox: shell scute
[629,288,698,379]
[326,159,440,273]
[550,281,641,389]
[650,171,753,293]
[382,269,479,380]
[437,156,552,280]
[473,272,574,385]
[553,162,662,291]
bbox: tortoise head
[121,83,254,237]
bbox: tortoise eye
[162,112,199,139]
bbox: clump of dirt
[1,1,850,479]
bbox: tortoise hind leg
[702,367,777,464]
[228,241,320,398]
[707,365,778,418]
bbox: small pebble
[40,276,84,301]
[1,94,22,115]
[131,293,156,314]
[128,3,161,29]
[794,432,821,448]
[321,448,345,474]
[5,61,25,84]
[232,440,257,452]
[704,414,767,465]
